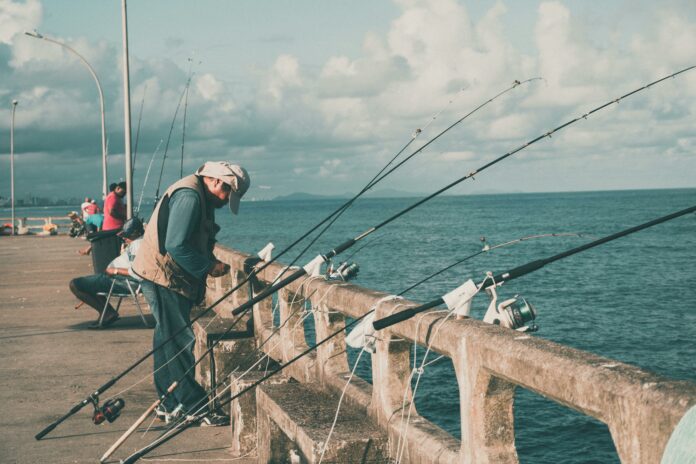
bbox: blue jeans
[69,274,129,316]
[140,281,208,413]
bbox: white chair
[97,276,151,328]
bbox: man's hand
[208,261,230,277]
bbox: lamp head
[24,30,43,39]
[12,100,18,106]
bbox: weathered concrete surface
[256,382,390,463]
[0,236,254,464]
[214,244,696,464]
[230,371,288,456]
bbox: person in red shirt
[84,199,100,216]
[103,182,127,231]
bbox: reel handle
[372,298,443,331]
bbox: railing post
[312,291,349,383]
[453,338,517,464]
[369,301,413,424]
[277,287,315,382]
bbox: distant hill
[272,192,348,201]
[272,188,425,201]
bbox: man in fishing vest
[132,161,250,426]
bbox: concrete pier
[3,234,696,463]
[0,236,253,464]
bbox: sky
[0,0,695,201]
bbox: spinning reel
[326,261,360,282]
[482,284,538,332]
[443,277,538,332]
[89,395,125,425]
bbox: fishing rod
[135,139,163,215]
[154,72,193,201]
[122,203,696,464]
[39,78,534,442]
[180,70,191,179]
[109,77,543,418]
[119,65,696,462]
[207,77,543,318]
[373,203,696,331]
[159,233,586,432]
[399,233,589,296]
[98,80,540,459]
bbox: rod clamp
[257,242,274,262]
[442,279,478,317]
[303,255,326,277]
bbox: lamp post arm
[24,31,108,200]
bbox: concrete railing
[206,244,696,464]
[0,216,72,234]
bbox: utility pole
[10,100,18,235]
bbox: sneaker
[155,404,183,424]
[154,405,169,422]
[199,410,230,427]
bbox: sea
[4,188,695,463]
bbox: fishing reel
[91,397,125,425]
[443,278,538,331]
[326,261,360,282]
[482,285,538,332]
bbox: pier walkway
[0,236,253,464]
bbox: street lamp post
[121,0,134,219]
[10,100,18,236]
[24,31,108,200]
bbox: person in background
[85,199,100,216]
[103,181,127,231]
[132,161,250,426]
[81,197,92,221]
[84,210,104,233]
[67,212,86,238]
[69,217,144,329]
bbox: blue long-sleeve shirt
[164,189,214,281]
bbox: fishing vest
[132,175,216,302]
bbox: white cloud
[195,73,224,101]
[0,0,41,45]
[2,0,695,199]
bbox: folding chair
[97,276,151,328]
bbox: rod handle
[372,298,443,331]
[231,268,306,316]
[325,238,356,259]
[35,400,87,440]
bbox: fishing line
[154,65,194,201]
[400,233,590,296]
[153,232,584,458]
[103,78,540,446]
[120,67,696,462]
[104,276,331,461]
[161,275,342,425]
[318,234,580,461]
[267,78,544,294]
[136,139,163,215]
[373,203,696,331]
[317,346,368,464]
[37,78,539,441]
[395,308,456,464]
[180,58,194,179]
[343,232,391,262]
[160,78,545,393]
